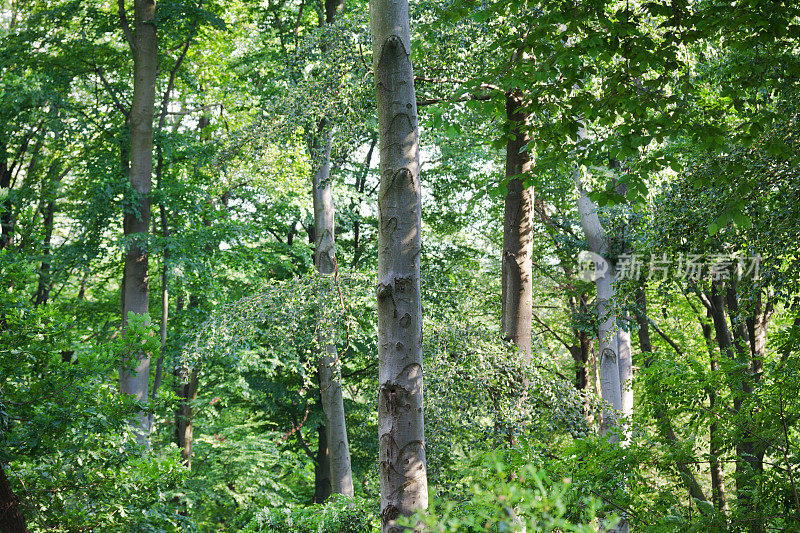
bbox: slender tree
[312,126,354,496]
[575,167,629,533]
[311,0,354,498]
[575,175,623,439]
[501,91,534,359]
[119,0,157,444]
[371,0,429,528]
[635,286,712,514]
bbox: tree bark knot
[376,35,411,85]
[377,282,393,300]
[601,347,617,364]
[381,504,400,526]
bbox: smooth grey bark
[312,127,355,497]
[501,91,534,359]
[575,176,623,439]
[575,163,628,533]
[371,0,429,528]
[120,0,157,445]
[312,0,355,499]
[313,127,336,275]
[618,325,633,424]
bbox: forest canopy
[0,0,799,531]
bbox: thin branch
[158,4,202,130]
[649,319,684,356]
[531,310,572,351]
[293,0,306,49]
[414,76,502,93]
[166,103,223,116]
[779,386,800,522]
[342,364,375,380]
[94,67,129,115]
[117,0,134,55]
[286,408,315,461]
[417,92,493,107]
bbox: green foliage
[0,304,188,531]
[2,0,800,531]
[407,452,601,532]
[243,495,377,532]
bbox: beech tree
[501,91,534,359]
[119,0,157,443]
[2,0,799,531]
[370,0,429,528]
[575,175,624,439]
[311,0,355,498]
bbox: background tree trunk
[0,141,14,251]
[312,125,355,497]
[575,177,622,439]
[32,188,56,307]
[636,287,712,513]
[173,293,200,468]
[311,0,354,498]
[700,310,728,516]
[0,466,27,533]
[120,0,157,445]
[313,425,332,503]
[617,326,633,430]
[371,0,429,528]
[174,367,199,467]
[705,281,762,530]
[501,91,533,359]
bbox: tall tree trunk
[324,0,344,23]
[618,325,633,426]
[313,424,333,503]
[146,124,172,434]
[575,176,622,440]
[371,0,429,528]
[501,91,533,359]
[173,293,200,468]
[0,465,27,533]
[313,126,336,275]
[705,281,761,530]
[310,0,354,499]
[312,124,355,497]
[576,167,627,533]
[120,0,157,445]
[32,197,55,307]
[174,367,199,467]
[724,283,763,531]
[570,329,590,391]
[0,141,12,251]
